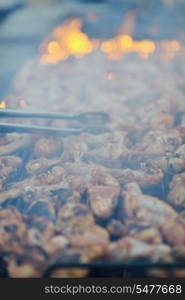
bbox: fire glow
[40,18,182,64]
[0,101,6,109]
[40,19,98,64]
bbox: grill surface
[1,0,185,278]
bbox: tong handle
[0,109,109,123]
[0,123,83,136]
[0,123,110,136]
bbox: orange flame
[0,101,6,109]
[40,19,97,64]
[40,17,182,64]
[101,36,156,59]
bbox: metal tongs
[0,109,110,136]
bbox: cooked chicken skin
[108,237,172,262]
[123,182,178,226]
[167,144,185,173]
[57,203,109,261]
[133,130,182,156]
[0,208,27,254]
[0,133,34,156]
[84,142,129,168]
[130,228,162,245]
[26,157,60,175]
[0,156,22,189]
[161,220,185,247]
[110,166,164,186]
[34,136,63,158]
[168,173,185,207]
[63,162,120,218]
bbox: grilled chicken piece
[23,218,71,278]
[0,210,55,257]
[167,144,185,173]
[5,221,68,278]
[6,241,82,278]
[68,225,109,251]
[5,233,52,277]
[26,216,56,250]
[27,166,65,186]
[88,177,120,218]
[123,182,178,226]
[57,203,109,261]
[61,130,130,165]
[130,228,162,245]
[0,208,27,254]
[34,136,63,158]
[0,133,34,156]
[0,156,22,177]
[167,156,185,173]
[26,157,61,175]
[63,162,120,218]
[84,142,129,168]
[0,163,75,205]
[0,166,66,205]
[26,226,55,250]
[168,173,185,207]
[44,236,69,255]
[161,220,185,246]
[108,237,172,262]
[0,156,22,189]
[7,258,41,278]
[57,203,95,228]
[76,132,113,149]
[145,144,185,174]
[110,166,163,187]
[133,129,182,156]
[0,185,54,206]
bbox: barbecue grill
[1,0,185,278]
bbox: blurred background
[1,0,185,99]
